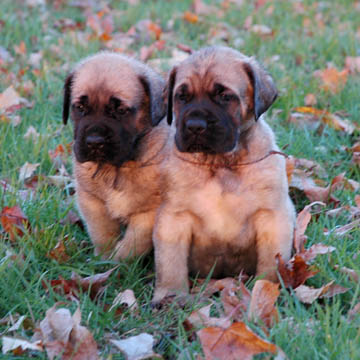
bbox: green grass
[0,0,359,359]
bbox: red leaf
[276,254,318,289]
[0,205,30,241]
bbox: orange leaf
[248,280,279,328]
[147,22,162,40]
[294,202,325,253]
[313,67,348,94]
[183,11,198,24]
[197,322,277,360]
[0,205,30,241]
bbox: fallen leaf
[335,266,359,283]
[34,305,99,360]
[197,322,277,360]
[248,280,279,328]
[304,93,317,106]
[110,333,161,360]
[0,86,27,112]
[324,219,360,237]
[0,205,30,241]
[298,243,336,263]
[276,254,318,289]
[110,289,138,312]
[2,336,43,355]
[183,11,199,24]
[313,67,348,94]
[250,24,273,37]
[7,315,27,332]
[47,239,70,263]
[23,126,39,140]
[19,162,40,182]
[60,210,84,231]
[348,302,360,321]
[184,304,231,330]
[291,107,357,134]
[294,281,349,304]
[345,56,360,73]
[192,0,219,15]
[221,281,251,321]
[294,202,326,253]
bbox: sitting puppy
[62,52,168,259]
[153,46,295,302]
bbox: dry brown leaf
[294,281,349,304]
[110,289,138,312]
[324,219,360,237]
[221,281,251,321]
[298,243,336,263]
[2,336,43,355]
[0,86,27,112]
[304,93,317,106]
[250,24,273,36]
[184,304,231,330]
[47,239,70,263]
[192,0,219,15]
[34,305,99,360]
[348,303,360,321]
[335,266,359,283]
[19,162,40,182]
[294,202,325,253]
[197,322,277,360]
[313,67,348,94]
[248,280,279,328]
[276,254,318,289]
[290,107,357,134]
[23,126,39,140]
[110,333,162,360]
[345,56,360,73]
[0,205,30,241]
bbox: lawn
[0,0,359,359]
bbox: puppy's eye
[117,107,129,116]
[177,93,189,103]
[220,93,232,102]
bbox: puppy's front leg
[111,211,156,260]
[77,189,121,257]
[152,209,193,303]
[254,208,294,282]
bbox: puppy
[153,46,295,302]
[62,52,168,259]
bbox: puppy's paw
[151,287,189,309]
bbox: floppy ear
[243,61,278,121]
[165,67,177,125]
[138,74,166,127]
[63,73,74,125]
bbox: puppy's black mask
[62,74,165,168]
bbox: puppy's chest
[185,171,259,239]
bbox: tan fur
[66,52,169,259]
[153,47,295,302]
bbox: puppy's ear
[164,67,177,125]
[243,61,277,121]
[138,74,166,127]
[63,73,74,125]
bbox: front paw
[151,287,189,308]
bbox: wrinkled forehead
[174,55,251,95]
[71,60,143,106]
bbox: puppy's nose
[186,119,207,135]
[86,135,105,147]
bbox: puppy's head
[62,52,165,166]
[165,46,277,154]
